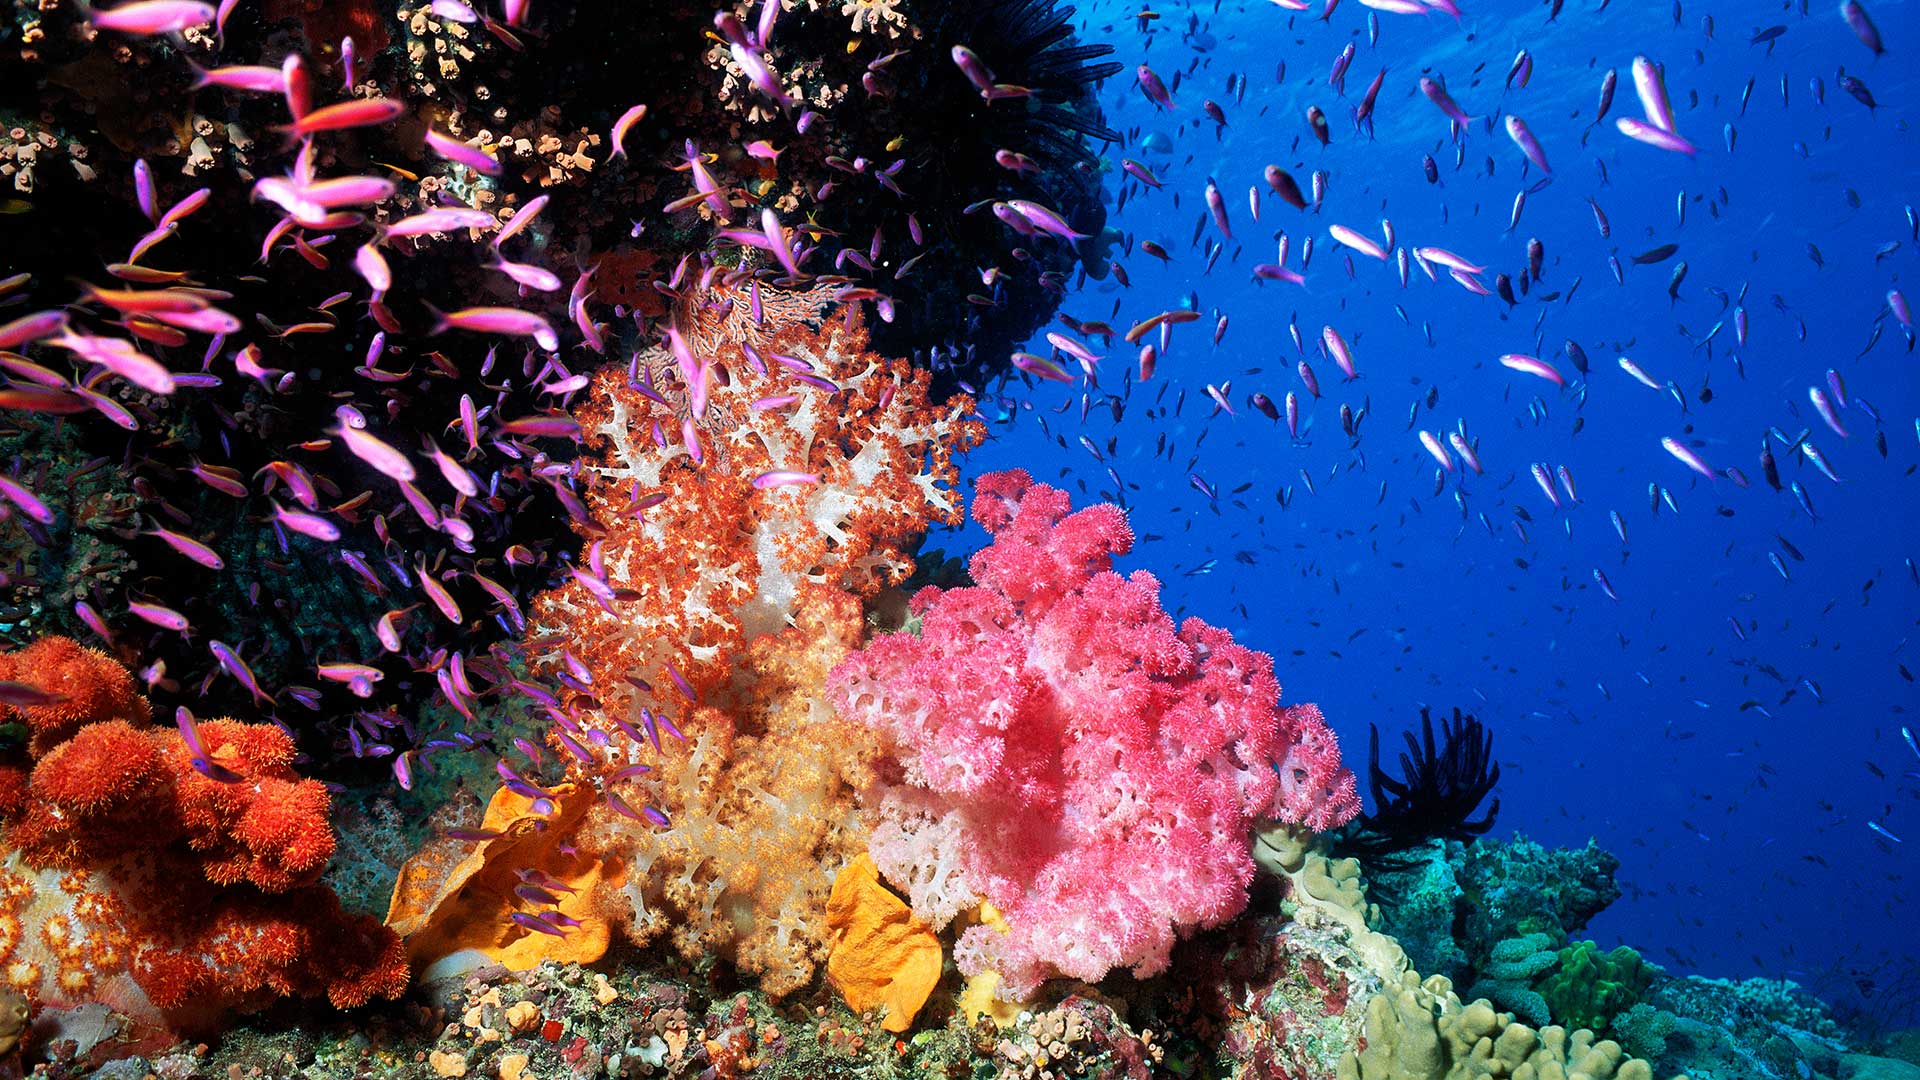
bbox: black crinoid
[854,0,1123,393]
[1339,706,1502,867]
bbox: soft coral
[828,470,1360,998]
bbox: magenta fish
[1419,76,1471,133]
[1498,353,1565,387]
[91,0,214,34]
[1504,115,1550,172]
[1661,436,1717,480]
[1137,64,1176,110]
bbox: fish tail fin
[420,300,449,336]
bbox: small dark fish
[1307,105,1331,146]
[1750,25,1787,45]
[1838,70,1878,111]
[1633,243,1679,265]
[1564,339,1591,375]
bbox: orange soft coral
[528,288,980,737]
[0,636,149,753]
[387,782,619,972]
[0,638,405,1031]
[505,290,979,998]
[575,583,882,998]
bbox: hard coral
[826,470,1361,999]
[0,638,405,1031]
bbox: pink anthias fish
[1253,263,1306,285]
[1004,199,1088,241]
[385,206,496,238]
[1530,463,1562,509]
[752,470,820,490]
[493,257,562,293]
[1011,352,1075,383]
[353,244,391,293]
[91,0,214,34]
[335,408,417,482]
[0,475,53,525]
[1498,353,1565,387]
[1322,325,1357,379]
[191,63,288,93]
[425,129,500,175]
[0,309,67,349]
[50,332,176,394]
[609,104,648,158]
[1045,332,1102,368]
[1418,430,1455,471]
[1616,56,1696,154]
[1503,115,1550,172]
[284,97,406,136]
[1617,355,1663,390]
[1448,431,1483,474]
[1419,76,1472,136]
[1137,64,1176,110]
[1204,179,1232,240]
[1616,117,1697,155]
[495,194,550,248]
[146,525,224,569]
[126,595,190,630]
[728,36,792,107]
[950,45,997,98]
[1661,436,1717,480]
[1121,159,1162,189]
[1329,223,1388,260]
[429,305,558,352]
[1808,386,1848,438]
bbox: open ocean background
[946,0,1920,1023]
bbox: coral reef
[507,292,979,999]
[1464,932,1560,1029]
[1367,833,1624,992]
[0,638,405,1033]
[1537,941,1654,1035]
[1,0,1113,791]
[1341,974,1671,1080]
[828,469,1361,998]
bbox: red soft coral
[827,471,1360,998]
[0,638,404,1029]
[0,636,149,753]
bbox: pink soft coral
[827,470,1360,998]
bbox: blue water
[954,0,1920,1013]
